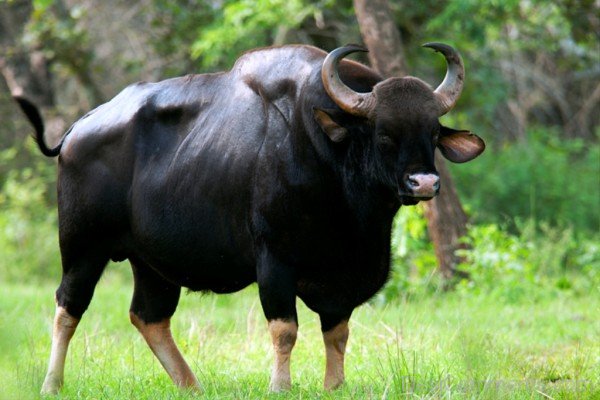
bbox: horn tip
[343,43,369,53]
[422,42,459,57]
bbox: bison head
[315,43,485,205]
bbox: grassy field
[0,269,598,400]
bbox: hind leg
[41,249,108,394]
[129,259,200,390]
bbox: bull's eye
[378,135,396,148]
[432,128,440,144]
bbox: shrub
[450,128,600,233]
[380,210,600,303]
[455,220,600,302]
[376,206,439,303]
[0,144,60,283]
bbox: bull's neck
[338,140,400,229]
[336,168,399,237]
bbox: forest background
[1,0,598,296]
[0,1,598,398]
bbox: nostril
[408,177,419,188]
[405,173,440,196]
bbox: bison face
[319,43,485,204]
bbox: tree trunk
[422,153,469,279]
[0,0,66,144]
[1,0,105,115]
[354,0,469,279]
[0,0,52,106]
[353,0,408,77]
[51,0,106,107]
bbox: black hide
[24,45,481,332]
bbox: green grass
[1,269,598,399]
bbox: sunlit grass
[1,268,598,399]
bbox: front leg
[257,248,298,392]
[268,319,297,392]
[320,313,351,390]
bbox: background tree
[0,0,64,145]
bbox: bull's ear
[313,108,348,142]
[438,126,485,163]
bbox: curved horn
[321,45,375,117]
[423,42,465,115]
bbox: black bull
[16,44,484,393]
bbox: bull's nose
[405,173,440,197]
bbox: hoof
[40,377,62,395]
[324,378,344,391]
[269,379,291,392]
[179,382,203,395]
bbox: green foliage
[377,206,438,302]
[190,0,331,69]
[456,221,600,302]
[148,0,354,74]
[427,0,598,53]
[451,129,600,232]
[383,211,599,304]
[0,143,60,283]
[148,0,219,76]
[420,0,599,140]
[26,0,91,69]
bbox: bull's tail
[14,96,62,157]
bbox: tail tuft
[14,96,61,157]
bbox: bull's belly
[127,214,257,292]
[131,244,257,293]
